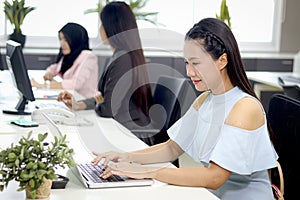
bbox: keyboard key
[78,163,124,183]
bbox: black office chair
[131,76,189,146]
[278,76,300,101]
[268,93,300,200]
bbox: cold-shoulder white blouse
[168,87,278,200]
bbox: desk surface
[0,100,219,199]
[246,71,300,89]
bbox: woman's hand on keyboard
[100,162,158,180]
[91,151,129,169]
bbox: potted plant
[216,0,231,29]
[3,0,36,47]
[84,0,159,25]
[0,131,76,199]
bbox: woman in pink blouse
[31,23,98,98]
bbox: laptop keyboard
[78,163,125,183]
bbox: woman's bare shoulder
[226,97,265,130]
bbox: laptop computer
[41,113,154,189]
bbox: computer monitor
[3,40,35,115]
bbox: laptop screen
[42,113,94,163]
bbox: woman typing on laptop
[92,18,278,200]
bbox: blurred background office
[0,0,299,53]
[0,0,300,116]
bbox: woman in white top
[92,18,278,200]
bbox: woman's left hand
[100,162,159,180]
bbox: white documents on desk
[42,113,154,189]
[279,75,300,84]
[33,89,60,100]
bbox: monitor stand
[2,96,32,115]
[2,108,31,115]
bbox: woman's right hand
[43,72,54,81]
[30,78,45,88]
[57,91,86,110]
[91,151,130,169]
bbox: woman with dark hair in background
[31,22,98,98]
[58,2,153,133]
[92,18,278,200]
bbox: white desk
[0,108,219,199]
[246,71,300,98]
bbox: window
[138,0,283,52]
[0,0,283,52]
[22,1,98,37]
[0,0,99,49]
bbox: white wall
[280,0,300,52]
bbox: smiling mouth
[193,80,201,84]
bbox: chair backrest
[282,85,300,101]
[151,75,188,131]
[268,93,300,200]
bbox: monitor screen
[3,40,35,115]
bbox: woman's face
[99,24,108,45]
[59,32,71,55]
[183,40,225,93]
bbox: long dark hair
[56,22,90,75]
[185,18,255,97]
[185,18,275,142]
[100,1,152,115]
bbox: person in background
[31,22,98,98]
[92,18,278,200]
[58,2,153,132]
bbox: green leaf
[30,190,37,199]
[37,169,47,179]
[54,136,58,146]
[28,171,35,179]
[38,133,48,142]
[26,162,34,170]
[17,187,25,191]
[8,152,16,161]
[46,173,57,180]
[29,179,35,188]
[38,161,46,169]
[0,170,7,175]
[27,131,33,139]
[20,171,29,181]
[14,158,20,167]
